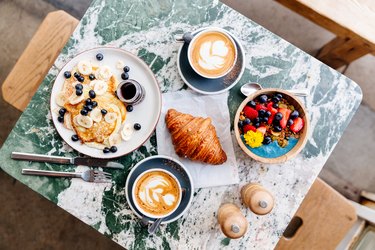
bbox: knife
[11,152,124,169]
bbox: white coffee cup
[187,27,238,79]
[132,168,182,219]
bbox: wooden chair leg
[1,10,78,112]
[317,36,373,69]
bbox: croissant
[165,109,227,165]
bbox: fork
[21,169,112,183]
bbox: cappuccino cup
[132,169,182,219]
[187,27,238,79]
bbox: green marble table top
[0,0,362,249]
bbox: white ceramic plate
[50,47,162,159]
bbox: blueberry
[274,112,283,121]
[57,116,64,123]
[59,108,66,116]
[74,72,80,78]
[77,76,85,82]
[273,119,280,125]
[126,105,133,112]
[123,66,130,72]
[85,105,93,111]
[254,123,260,128]
[121,72,129,80]
[238,120,244,128]
[272,97,280,103]
[110,146,117,153]
[101,109,107,115]
[75,83,83,90]
[85,98,92,105]
[134,123,141,130]
[92,101,98,108]
[103,147,110,153]
[64,71,71,78]
[290,110,299,120]
[89,74,95,80]
[272,103,279,109]
[263,136,272,145]
[262,117,269,123]
[96,53,104,61]
[244,118,251,125]
[89,90,96,98]
[258,109,266,117]
[275,93,283,99]
[274,125,282,132]
[71,134,79,142]
[258,95,268,103]
[265,111,271,117]
[287,119,294,126]
[254,117,260,124]
[76,89,83,96]
[80,109,88,116]
[247,100,256,108]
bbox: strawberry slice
[279,108,291,129]
[243,106,258,120]
[256,104,267,111]
[256,126,267,135]
[290,117,304,133]
[243,124,256,134]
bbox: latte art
[190,31,236,78]
[134,171,180,216]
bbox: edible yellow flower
[244,130,264,148]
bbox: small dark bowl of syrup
[116,79,145,105]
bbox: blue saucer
[177,27,245,95]
[125,155,194,224]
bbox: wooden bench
[276,0,375,69]
[2,11,78,111]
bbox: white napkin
[156,90,239,188]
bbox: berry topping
[89,90,96,98]
[89,74,95,80]
[80,109,88,116]
[57,116,64,123]
[255,104,267,111]
[96,53,104,61]
[85,98,92,105]
[254,122,260,128]
[274,112,283,121]
[243,106,258,120]
[85,105,93,111]
[101,109,107,115]
[290,110,299,120]
[123,66,130,72]
[290,117,304,133]
[265,111,271,117]
[258,95,268,103]
[71,134,79,142]
[258,109,266,117]
[76,89,83,96]
[247,100,256,108]
[244,118,251,125]
[238,120,244,128]
[103,147,110,153]
[272,97,280,103]
[257,126,267,135]
[92,101,98,108]
[126,105,133,112]
[59,108,66,116]
[278,108,291,129]
[64,71,71,78]
[110,146,117,153]
[275,93,283,99]
[75,84,83,90]
[263,136,272,145]
[243,124,256,133]
[274,125,282,132]
[74,72,80,78]
[134,123,141,130]
[273,103,279,108]
[287,119,294,126]
[77,76,85,82]
[121,72,129,80]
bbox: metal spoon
[240,82,308,97]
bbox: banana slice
[95,66,112,81]
[77,60,93,75]
[56,93,67,106]
[63,113,73,130]
[121,123,134,141]
[76,114,93,128]
[109,133,122,146]
[68,92,84,105]
[90,108,102,122]
[93,80,108,95]
[104,112,117,123]
[89,79,102,88]
[116,60,125,69]
[85,142,106,150]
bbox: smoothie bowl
[234,89,309,164]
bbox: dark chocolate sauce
[121,82,136,100]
